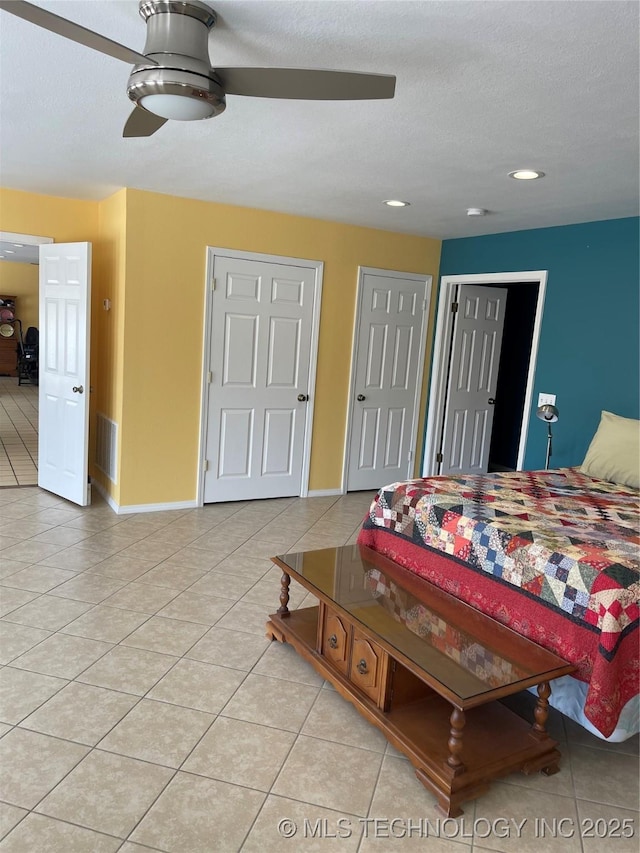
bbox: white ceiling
[0,0,638,239]
[0,241,40,264]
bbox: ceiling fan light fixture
[0,0,396,139]
[127,68,226,120]
[127,1,224,121]
[139,93,216,120]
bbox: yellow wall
[0,188,107,488]
[0,186,442,508]
[0,262,39,331]
[92,190,128,501]
[120,189,441,505]
[0,189,99,242]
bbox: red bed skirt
[358,527,639,738]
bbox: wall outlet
[538,393,556,407]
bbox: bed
[357,465,639,741]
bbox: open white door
[38,243,91,506]
[439,284,507,475]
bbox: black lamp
[536,404,559,470]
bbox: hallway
[0,377,38,488]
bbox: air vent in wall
[95,412,118,483]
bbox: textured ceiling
[0,0,638,239]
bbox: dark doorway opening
[487,281,539,472]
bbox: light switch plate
[538,393,556,407]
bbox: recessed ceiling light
[383,199,410,207]
[12,244,23,248]
[4,250,15,254]
[508,170,545,180]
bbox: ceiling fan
[0,0,396,138]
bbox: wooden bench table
[266,543,575,817]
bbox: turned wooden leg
[533,681,551,737]
[277,571,291,618]
[446,707,466,773]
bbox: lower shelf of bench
[267,607,562,817]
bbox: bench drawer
[349,628,388,705]
[321,610,350,674]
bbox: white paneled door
[439,284,507,475]
[346,269,430,491]
[38,242,92,506]
[203,254,319,502]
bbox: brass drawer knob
[356,659,368,675]
[328,634,338,649]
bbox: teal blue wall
[437,217,639,470]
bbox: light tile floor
[0,487,637,852]
[0,377,38,488]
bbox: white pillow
[580,410,640,489]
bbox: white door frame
[342,266,432,493]
[422,270,548,477]
[197,246,324,507]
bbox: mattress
[357,467,640,739]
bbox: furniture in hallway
[0,296,18,377]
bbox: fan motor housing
[127,0,225,119]
[139,0,216,64]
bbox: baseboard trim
[115,499,199,515]
[91,480,119,513]
[92,480,198,515]
[93,479,344,511]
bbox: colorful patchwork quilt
[357,468,639,737]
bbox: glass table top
[274,544,573,702]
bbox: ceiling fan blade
[216,68,396,101]
[123,108,168,138]
[0,1,156,66]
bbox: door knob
[72,386,84,394]
[297,394,309,402]
[357,394,366,401]
[488,397,495,405]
